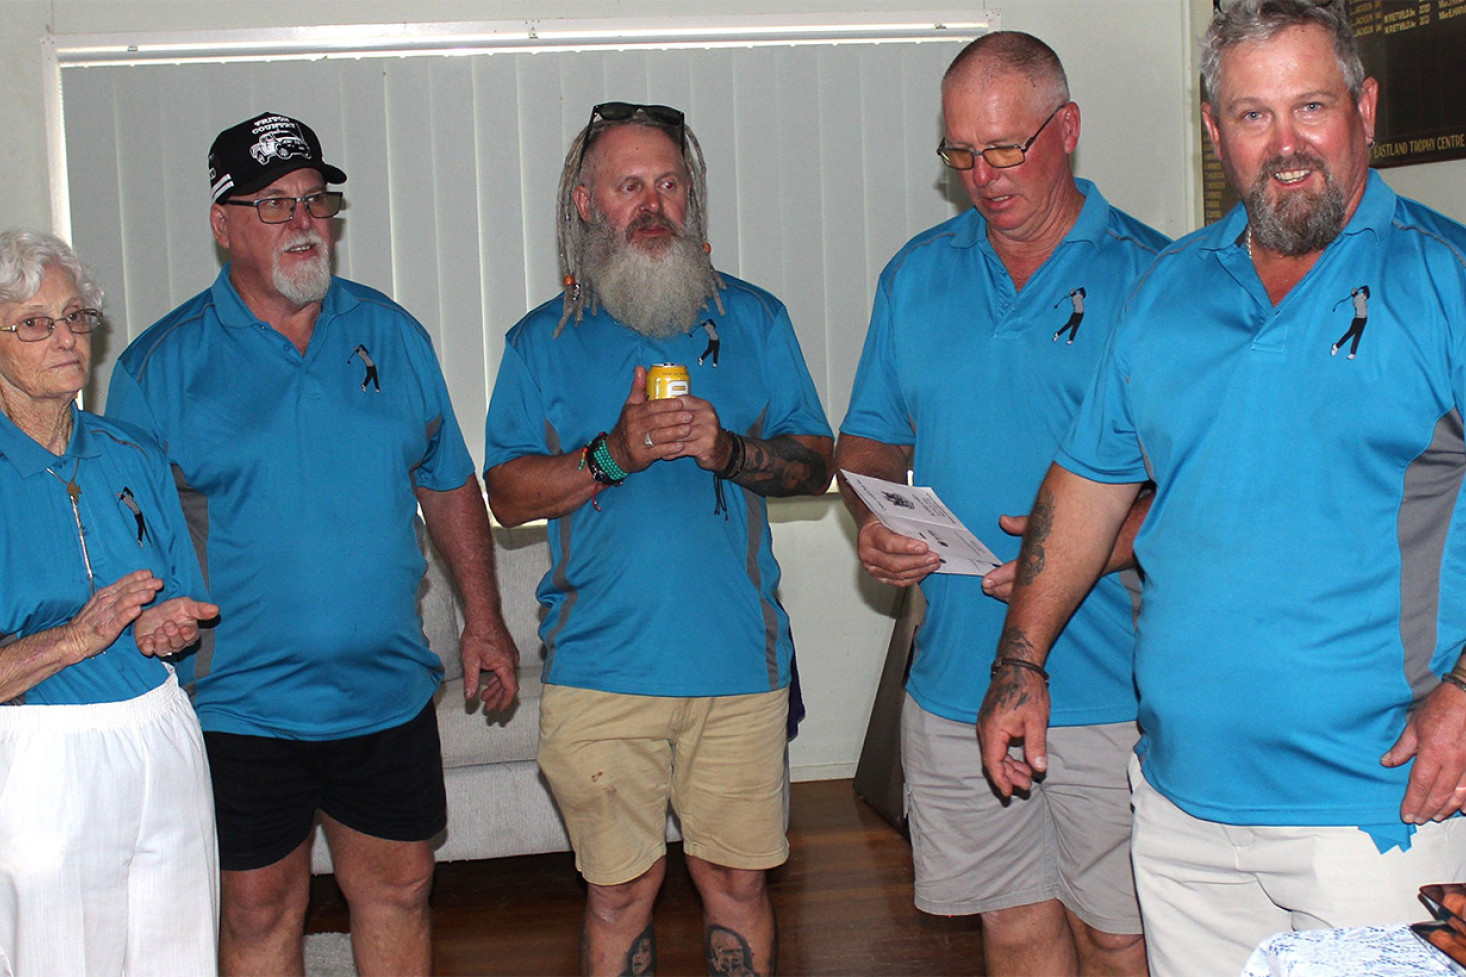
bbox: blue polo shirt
[107,267,473,738]
[0,408,208,704]
[842,180,1168,726]
[484,276,832,696]
[1060,172,1466,830]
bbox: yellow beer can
[646,363,691,400]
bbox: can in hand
[646,363,691,400]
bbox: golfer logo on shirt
[116,487,149,546]
[1052,287,1086,345]
[698,319,720,366]
[1330,285,1370,360]
[349,344,380,392]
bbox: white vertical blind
[54,18,986,465]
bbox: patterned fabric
[1241,925,1463,977]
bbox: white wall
[2,0,1194,781]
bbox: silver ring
[643,432,654,449]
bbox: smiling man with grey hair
[976,3,1466,974]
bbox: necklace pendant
[66,480,81,503]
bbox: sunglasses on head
[579,102,687,167]
[1212,0,1339,14]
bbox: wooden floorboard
[306,778,985,975]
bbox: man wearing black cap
[107,111,520,975]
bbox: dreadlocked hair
[554,117,725,337]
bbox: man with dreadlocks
[483,102,833,977]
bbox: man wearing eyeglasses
[106,111,520,976]
[976,2,1466,975]
[837,32,1166,977]
[485,102,833,976]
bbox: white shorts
[0,674,218,977]
[901,694,1142,932]
[1130,754,1466,977]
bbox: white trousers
[1130,755,1466,977]
[0,675,218,977]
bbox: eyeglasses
[220,191,343,224]
[579,102,687,167]
[937,103,1067,171]
[1,308,102,342]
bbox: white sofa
[309,521,575,873]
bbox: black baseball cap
[208,112,348,202]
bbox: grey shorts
[900,693,1142,933]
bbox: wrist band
[1444,673,1466,695]
[583,432,626,485]
[717,431,746,480]
[990,657,1049,684]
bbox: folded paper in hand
[841,470,1001,576]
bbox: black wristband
[990,657,1049,684]
[717,431,746,480]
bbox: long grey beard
[1244,152,1348,257]
[584,215,714,339]
[273,230,332,305]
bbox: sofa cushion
[437,667,544,769]
[416,519,550,686]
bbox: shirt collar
[950,177,1111,250]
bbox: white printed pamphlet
[840,470,1001,576]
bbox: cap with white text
[208,112,347,202]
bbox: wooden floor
[305,778,985,975]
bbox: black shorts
[204,700,447,871]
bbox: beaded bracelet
[583,432,626,485]
[990,657,1050,684]
[1443,672,1466,696]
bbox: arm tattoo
[1016,489,1055,586]
[733,436,829,497]
[706,924,765,977]
[996,625,1038,663]
[979,627,1041,724]
[621,924,656,976]
[978,670,1031,726]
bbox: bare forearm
[1001,465,1142,666]
[729,433,833,498]
[1103,484,1154,575]
[0,627,85,702]
[485,452,602,526]
[834,434,913,528]
[416,477,507,630]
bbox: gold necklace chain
[44,458,96,594]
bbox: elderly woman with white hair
[0,229,219,975]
